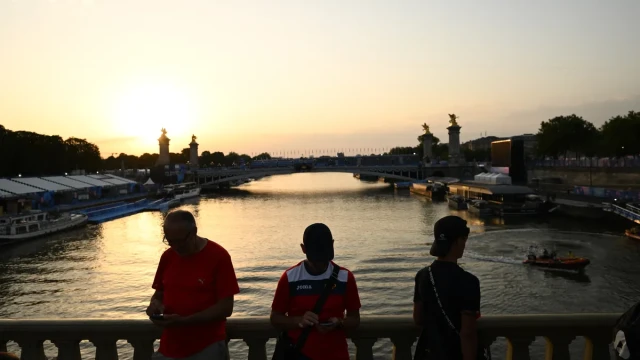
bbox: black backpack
[613,301,640,360]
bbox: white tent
[144,178,155,185]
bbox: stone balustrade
[0,314,619,360]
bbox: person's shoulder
[333,262,352,273]
[203,239,231,257]
[160,247,176,260]
[415,266,429,277]
[332,262,356,282]
[283,261,304,276]
[459,268,480,287]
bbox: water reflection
[542,269,591,284]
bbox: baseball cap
[430,216,470,257]
[303,223,335,262]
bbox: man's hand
[146,299,164,317]
[293,311,318,328]
[316,317,340,334]
[151,314,184,328]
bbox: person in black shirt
[413,216,481,360]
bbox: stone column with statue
[421,123,433,165]
[189,134,199,168]
[156,128,171,166]
[447,114,462,165]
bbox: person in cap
[413,216,481,360]
[270,223,361,360]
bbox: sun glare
[113,83,195,149]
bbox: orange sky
[1,0,639,156]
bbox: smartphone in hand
[149,314,164,321]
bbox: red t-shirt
[152,240,240,358]
[271,261,361,360]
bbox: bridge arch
[198,167,419,187]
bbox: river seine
[2,173,639,359]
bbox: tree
[252,152,271,160]
[180,148,190,163]
[64,137,102,172]
[139,153,159,168]
[239,154,252,164]
[600,111,640,157]
[536,114,598,158]
[224,152,240,166]
[211,151,225,166]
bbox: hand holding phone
[149,313,164,321]
[319,321,334,327]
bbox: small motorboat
[523,251,590,271]
[625,227,640,241]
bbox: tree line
[385,110,639,162]
[0,124,275,177]
[536,111,640,158]
[0,125,102,177]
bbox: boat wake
[464,252,522,265]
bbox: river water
[1,173,639,359]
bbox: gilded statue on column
[421,123,431,135]
[448,114,459,127]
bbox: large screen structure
[490,139,527,183]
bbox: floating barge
[448,173,549,216]
[410,183,446,201]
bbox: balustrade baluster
[243,338,268,360]
[583,335,611,360]
[506,336,535,360]
[52,339,81,360]
[127,338,155,360]
[15,339,45,360]
[91,339,119,360]
[351,338,376,360]
[544,336,575,360]
[390,336,415,360]
[479,334,497,356]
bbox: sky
[1,0,639,157]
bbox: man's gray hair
[165,210,197,229]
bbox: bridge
[191,156,477,188]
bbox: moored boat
[166,182,201,201]
[468,200,493,216]
[0,211,88,245]
[447,195,468,210]
[394,181,413,190]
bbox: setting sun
[112,83,196,149]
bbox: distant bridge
[195,165,423,187]
[192,158,477,188]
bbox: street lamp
[18,174,22,177]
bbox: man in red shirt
[146,210,240,360]
[270,223,361,360]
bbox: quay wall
[528,167,640,187]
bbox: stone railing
[0,314,618,360]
